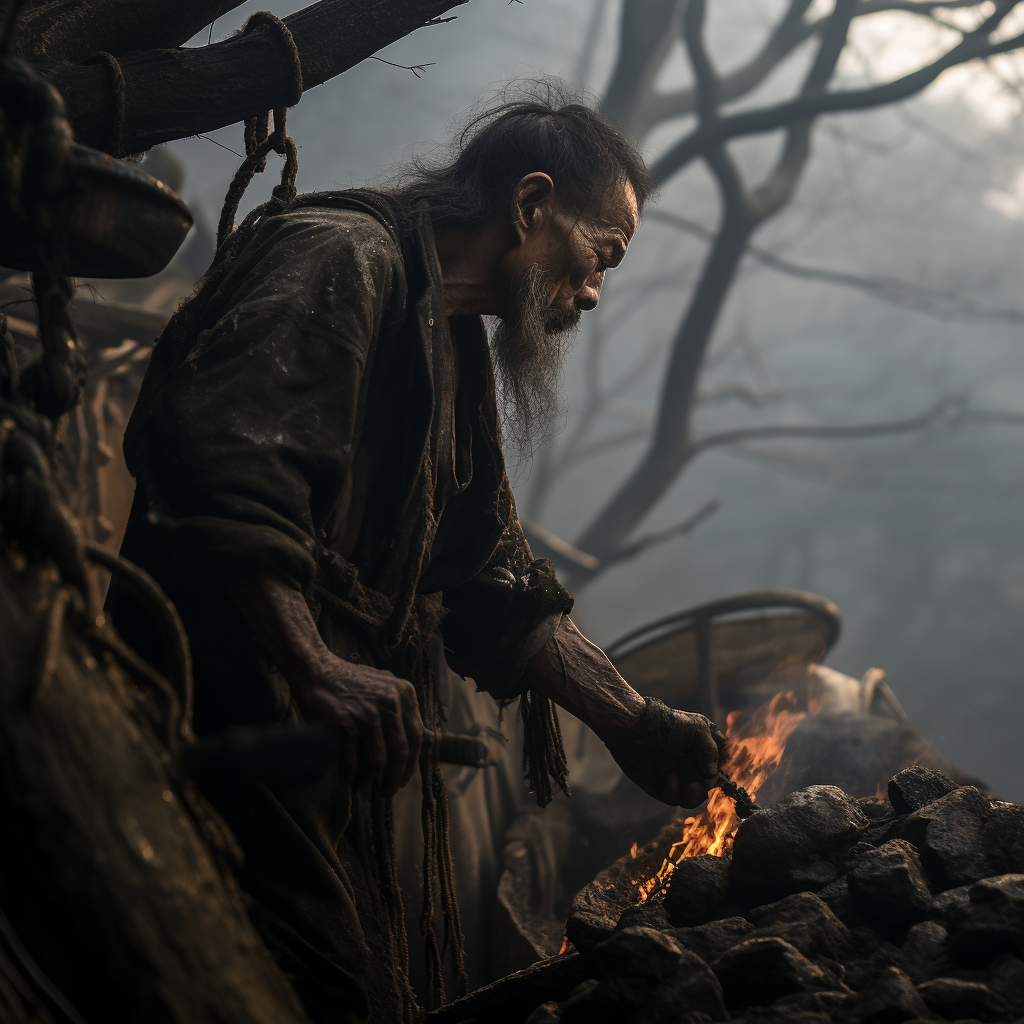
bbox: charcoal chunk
[899,920,952,983]
[614,899,672,936]
[559,979,619,1024]
[984,801,1024,877]
[525,1003,560,1024]
[711,936,830,1010]
[931,885,971,922]
[916,977,1008,1021]
[857,794,896,821]
[843,966,928,1023]
[749,891,852,961]
[673,916,755,962]
[893,788,993,890]
[770,989,851,1014]
[844,928,906,990]
[565,908,616,960]
[985,953,1024,1015]
[948,874,1024,965]
[888,766,959,815]
[848,840,933,936]
[590,926,685,1006]
[630,949,729,1022]
[664,855,731,926]
[731,786,868,900]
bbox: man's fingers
[396,680,423,791]
[377,694,410,797]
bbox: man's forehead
[592,180,639,241]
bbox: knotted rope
[216,10,303,248]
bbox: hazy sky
[171,1,1024,797]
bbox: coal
[916,977,1009,1021]
[629,949,729,1022]
[847,840,933,935]
[899,920,952,983]
[842,966,927,1023]
[749,892,852,962]
[531,779,1024,1024]
[711,936,836,1009]
[893,787,1017,890]
[887,766,959,815]
[588,927,685,1006]
[664,854,731,926]
[731,786,868,899]
[673,915,755,962]
[947,874,1024,964]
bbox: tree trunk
[18,0,467,154]
[0,560,312,1024]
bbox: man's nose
[575,272,603,312]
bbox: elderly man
[111,88,724,1024]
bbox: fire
[633,691,810,903]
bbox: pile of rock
[539,768,1024,1024]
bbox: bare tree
[523,0,1024,588]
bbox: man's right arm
[226,574,423,796]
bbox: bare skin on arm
[526,616,725,808]
[226,574,423,796]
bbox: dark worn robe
[110,192,572,1022]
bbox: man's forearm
[225,574,330,693]
[524,616,644,738]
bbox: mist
[168,0,1024,799]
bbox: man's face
[491,179,639,458]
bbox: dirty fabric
[109,192,573,1021]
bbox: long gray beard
[489,264,581,461]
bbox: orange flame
[634,691,810,903]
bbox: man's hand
[227,574,423,796]
[525,616,726,808]
[290,653,423,796]
[603,702,726,808]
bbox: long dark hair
[390,79,656,229]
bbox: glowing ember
[633,691,812,903]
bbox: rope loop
[84,51,126,158]
[216,11,304,248]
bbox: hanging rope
[216,11,304,248]
[84,51,127,158]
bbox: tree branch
[604,498,720,568]
[12,1,246,63]
[691,398,959,454]
[35,0,468,154]
[650,209,1024,323]
[651,1,1021,185]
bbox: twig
[606,499,721,567]
[369,56,435,78]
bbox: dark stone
[564,908,615,961]
[948,874,1024,965]
[899,920,952,984]
[985,954,1024,1015]
[857,795,897,821]
[848,840,934,936]
[711,936,831,1010]
[844,928,906,990]
[842,966,929,1023]
[817,875,866,928]
[916,977,1008,1021]
[673,916,755,963]
[893,788,993,891]
[590,927,685,1006]
[525,1003,560,1024]
[749,891,853,962]
[888,766,959,816]
[629,948,729,1022]
[731,786,868,900]
[931,885,971,922]
[558,979,620,1024]
[664,855,732,926]
[614,899,672,936]
[770,989,851,1014]
[983,801,1024,877]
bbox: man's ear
[511,172,555,241]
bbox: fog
[168,0,1024,798]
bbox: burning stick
[716,772,759,818]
